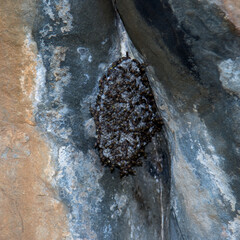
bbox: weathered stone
[1,0,170,239]
[115,0,240,239]
[0,1,69,239]
[4,0,239,239]
[31,0,170,239]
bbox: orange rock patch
[0,1,70,239]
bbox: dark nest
[90,53,163,177]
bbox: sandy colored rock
[0,1,69,239]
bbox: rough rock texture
[115,0,240,239]
[0,1,170,239]
[2,0,240,239]
[31,0,170,239]
[0,1,70,239]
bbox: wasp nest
[91,53,163,177]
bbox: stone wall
[0,0,239,239]
[115,0,240,239]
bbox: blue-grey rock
[115,0,240,239]
[32,0,170,239]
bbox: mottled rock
[31,0,170,239]
[0,1,69,240]
[5,0,239,239]
[115,0,240,239]
[218,57,240,97]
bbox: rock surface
[0,0,170,239]
[32,0,170,238]
[0,1,69,239]
[115,0,240,239]
[1,0,240,239]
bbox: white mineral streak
[205,0,222,5]
[218,57,240,97]
[125,202,151,240]
[20,32,36,98]
[116,12,146,65]
[117,18,130,57]
[110,194,128,219]
[40,23,53,38]
[42,0,73,33]
[20,31,47,107]
[228,213,240,240]
[170,110,238,237]
[172,145,217,236]
[57,0,73,33]
[30,1,107,239]
[22,30,58,181]
[77,47,92,62]
[151,66,237,234]
[84,118,97,138]
[116,12,136,59]
[197,127,236,212]
[43,0,55,20]
[56,146,104,240]
[35,54,47,104]
[41,46,73,139]
[152,59,238,231]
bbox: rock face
[115,0,240,239]
[0,1,70,239]
[32,0,170,239]
[1,0,239,239]
[0,0,169,239]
